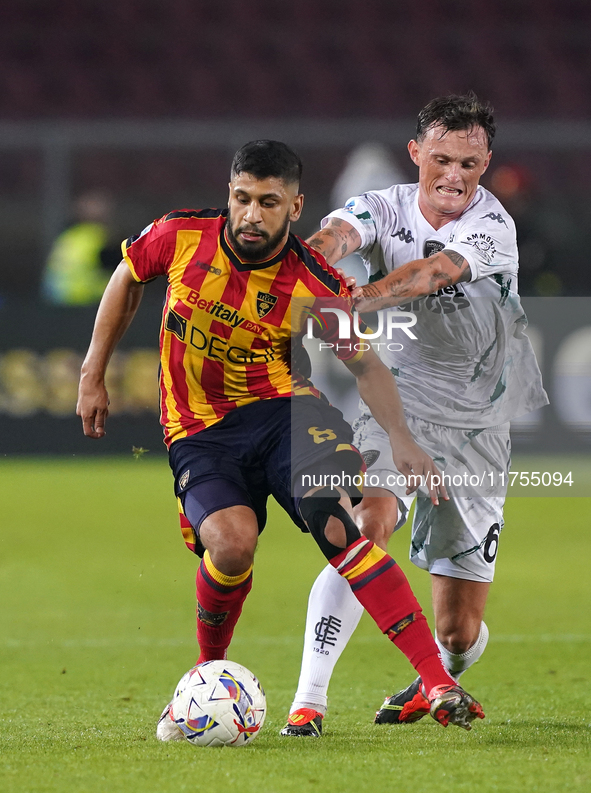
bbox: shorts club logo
[361,449,381,467]
[256,291,277,318]
[179,470,191,489]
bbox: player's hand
[389,435,449,505]
[335,268,357,292]
[352,286,379,313]
[76,379,110,439]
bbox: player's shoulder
[290,234,345,297]
[159,207,227,230]
[129,208,227,245]
[357,182,418,211]
[462,188,516,232]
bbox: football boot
[374,677,430,724]
[427,684,485,731]
[280,707,324,737]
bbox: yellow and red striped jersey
[122,208,363,447]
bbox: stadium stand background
[1,0,591,299]
[0,0,590,452]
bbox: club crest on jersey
[256,291,277,318]
[424,240,445,258]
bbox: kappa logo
[481,212,508,227]
[362,449,381,468]
[424,240,445,258]
[256,291,278,318]
[179,470,190,489]
[392,227,414,243]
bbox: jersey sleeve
[322,192,391,253]
[323,192,399,281]
[121,216,177,283]
[444,206,519,282]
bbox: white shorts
[352,413,511,583]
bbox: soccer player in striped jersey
[76,140,484,740]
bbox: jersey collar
[221,225,292,271]
[414,185,482,235]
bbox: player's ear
[481,150,493,175]
[227,182,232,206]
[290,192,304,222]
[408,140,420,167]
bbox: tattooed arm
[353,249,472,312]
[306,218,362,267]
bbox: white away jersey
[324,184,548,428]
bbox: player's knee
[199,514,258,576]
[299,487,361,560]
[206,541,254,577]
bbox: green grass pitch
[1,457,590,793]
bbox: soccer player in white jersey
[282,94,548,736]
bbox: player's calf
[195,550,253,663]
[354,491,400,551]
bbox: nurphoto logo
[305,308,418,353]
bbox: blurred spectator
[489,164,586,296]
[330,143,408,285]
[331,142,408,210]
[41,191,121,305]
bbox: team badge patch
[179,470,191,489]
[197,603,229,626]
[424,240,445,258]
[361,449,380,468]
[256,291,277,318]
[465,233,497,264]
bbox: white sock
[435,621,489,681]
[290,564,364,716]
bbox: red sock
[391,617,455,693]
[195,551,252,663]
[331,538,455,692]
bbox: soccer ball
[170,660,266,747]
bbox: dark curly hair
[416,93,495,150]
[231,140,302,185]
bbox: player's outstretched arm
[306,218,362,267]
[77,262,144,438]
[344,349,448,504]
[353,250,471,312]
